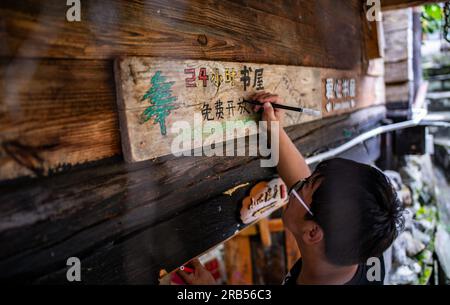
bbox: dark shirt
[282,256,385,285]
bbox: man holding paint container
[178,92,404,285]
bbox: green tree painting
[140,70,177,136]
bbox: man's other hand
[177,259,216,285]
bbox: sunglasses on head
[288,179,314,216]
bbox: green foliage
[418,265,433,285]
[421,4,443,34]
[416,204,438,223]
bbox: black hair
[306,158,404,266]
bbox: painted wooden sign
[324,78,357,113]
[114,57,323,162]
[240,178,288,224]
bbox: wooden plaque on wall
[114,57,324,162]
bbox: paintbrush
[244,99,321,117]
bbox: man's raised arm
[252,92,311,189]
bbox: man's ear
[301,221,323,245]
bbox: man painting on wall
[178,92,404,285]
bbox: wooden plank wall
[382,7,415,118]
[0,0,385,283]
[0,0,365,180]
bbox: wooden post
[258,218,272,248]
[224,236,253,285]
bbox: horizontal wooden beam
[0,59,120,180]
[0,58,383,181]
[0,0,362,70]
[0,1,384,181]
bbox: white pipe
[305,108,430,165]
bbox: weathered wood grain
[0,0,387,285]
[382,8,412,33]
[0,105,385,284]
[115,57,323,162]
[362,16,383,60]
[412,7,422,97]
[1,58,384,180]
[0,0,362,70]
[385,59,414,84]
[384,29,413,63]
[386,81,414,103]
[0,0,378,180]
[0,59,120,180]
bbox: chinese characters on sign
[325,78,356,113]
[184,66,264,121]
[201,99,251,121]
[184,66,264,91]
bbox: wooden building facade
[0,0,435,284]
